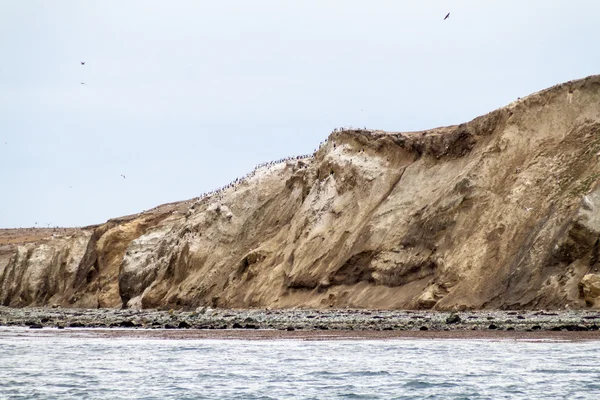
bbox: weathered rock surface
[3,75,600,310]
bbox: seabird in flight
[444,13,450,20]
[81,61,85,65]
[121,174,126,179]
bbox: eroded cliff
[3,75,600,310]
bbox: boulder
[580,273,600,307]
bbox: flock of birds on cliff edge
[7,10,453,229]
[161,125,385,217]
[139,124,380,218]
[180,153,315,210]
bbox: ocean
[1,328,599,399]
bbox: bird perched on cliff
[444,13,450,20]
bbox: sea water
[1,328,599,399]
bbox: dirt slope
[3,75,600,310]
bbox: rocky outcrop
[3,75,600,310]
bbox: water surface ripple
[1,329,599,399]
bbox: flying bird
[80,82,85,85]
[80,61,85,65]
[444,13,450,20]
[121,174,126,179]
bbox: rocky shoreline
[2,307,600,333]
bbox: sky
[1,0,599,228]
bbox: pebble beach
[3,307,600,340]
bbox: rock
[446,314,461,324]
[28,324,43,329]
[563,324,588,331]
[119,320,136,328]
[562,190,600,261]
[178,320,191,329]
[488,324,497,330]
[232,322,243,329]
[580,274,600,307]
[419,326,428,331]
[416,285,446,309]
[581,315,600,319]
[286,326,295,331]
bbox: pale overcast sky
[1,1,599,228]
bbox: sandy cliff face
[3,75,600,310]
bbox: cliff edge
[3,75,600,311]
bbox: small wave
[303,370,345,380]
[532,369,570,374]
[404,380,433,389]
[304,370,391,379]
[338,393,377,399]
[345,370,392,377]
[403,380,458,389]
